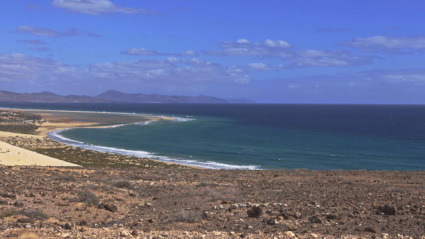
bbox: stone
[247,206,263,218]
[61,233,71,238]
[120,231,130,237]
[288,225,297,231]
[378,204,396,215]
[64,223,73,230]
[231,204,239,209]
[80,226,88,232]
[364,226,381,233]
[79,220,88,226]
[18,218,33,223]
[104,202,118,212]
[284,231,296,238]
[128,190,136,197]
[309,216,322,223]
[267,218,279,225]
[25,224,31,229]
[13,201,24,207]
[326,214,339,220]
[131,230,139,236]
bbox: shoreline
[0,107,201,169]
[2,107,256,170]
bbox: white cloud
[121,48,198,57]
[179,50,198,56]
[121,48,159,56]
[292,50,372,67]
[340,35,425,53]
[0,53,250,89]
[287,84,301,89]
[236,39,250,44]
[0,53,57,82]
[205,39,373,68]
[15,26,101,38]
[247,63,266,69]
[51,0,159,15]
[16,40,48,45]
[263,39,291,48]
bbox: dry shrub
[196,181,219,187]
[113,180,133,189]
[55,175,75,182]
[18,209,49,220]
[0,209,16,219]
[77,190,99,206]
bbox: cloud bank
[15,26,101,38]
[205,39,374,68]
[340,35,425,54]
[121,48,198,57]
[51,0,159,15]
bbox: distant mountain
[0,89,256,104]
[96,90,228,103]
[224,98,256,104]
[0,90,108,103]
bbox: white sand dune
[0,140,80,167]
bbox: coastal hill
[0,89,255,104]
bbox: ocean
[1,103,424,170]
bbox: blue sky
[1,0,425,103]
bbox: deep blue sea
[1,103,424,170]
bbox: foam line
[48,129,260,170]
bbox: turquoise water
[2,103,424,170]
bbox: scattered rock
[326,214,339,220]
[309,216,322,223]
[128,190,136,197]
[284,231,296,238]
[247,206,263,218]
[99,202,118,212]
[288,225,298,231]
[17,218,33,223]
[13,201,24,207]
[267,218,278,225]
[64,223,73,230]
[364,226,381,233]
[378,204,396,215]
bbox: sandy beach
[0,108,193,169]
[0,140,79,167]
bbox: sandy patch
[0,141,79,167]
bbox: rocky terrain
[0,165,424,238]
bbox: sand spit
[0,141,79,167]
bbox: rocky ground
[0,166,424,238]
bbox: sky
[1,0,425,103]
